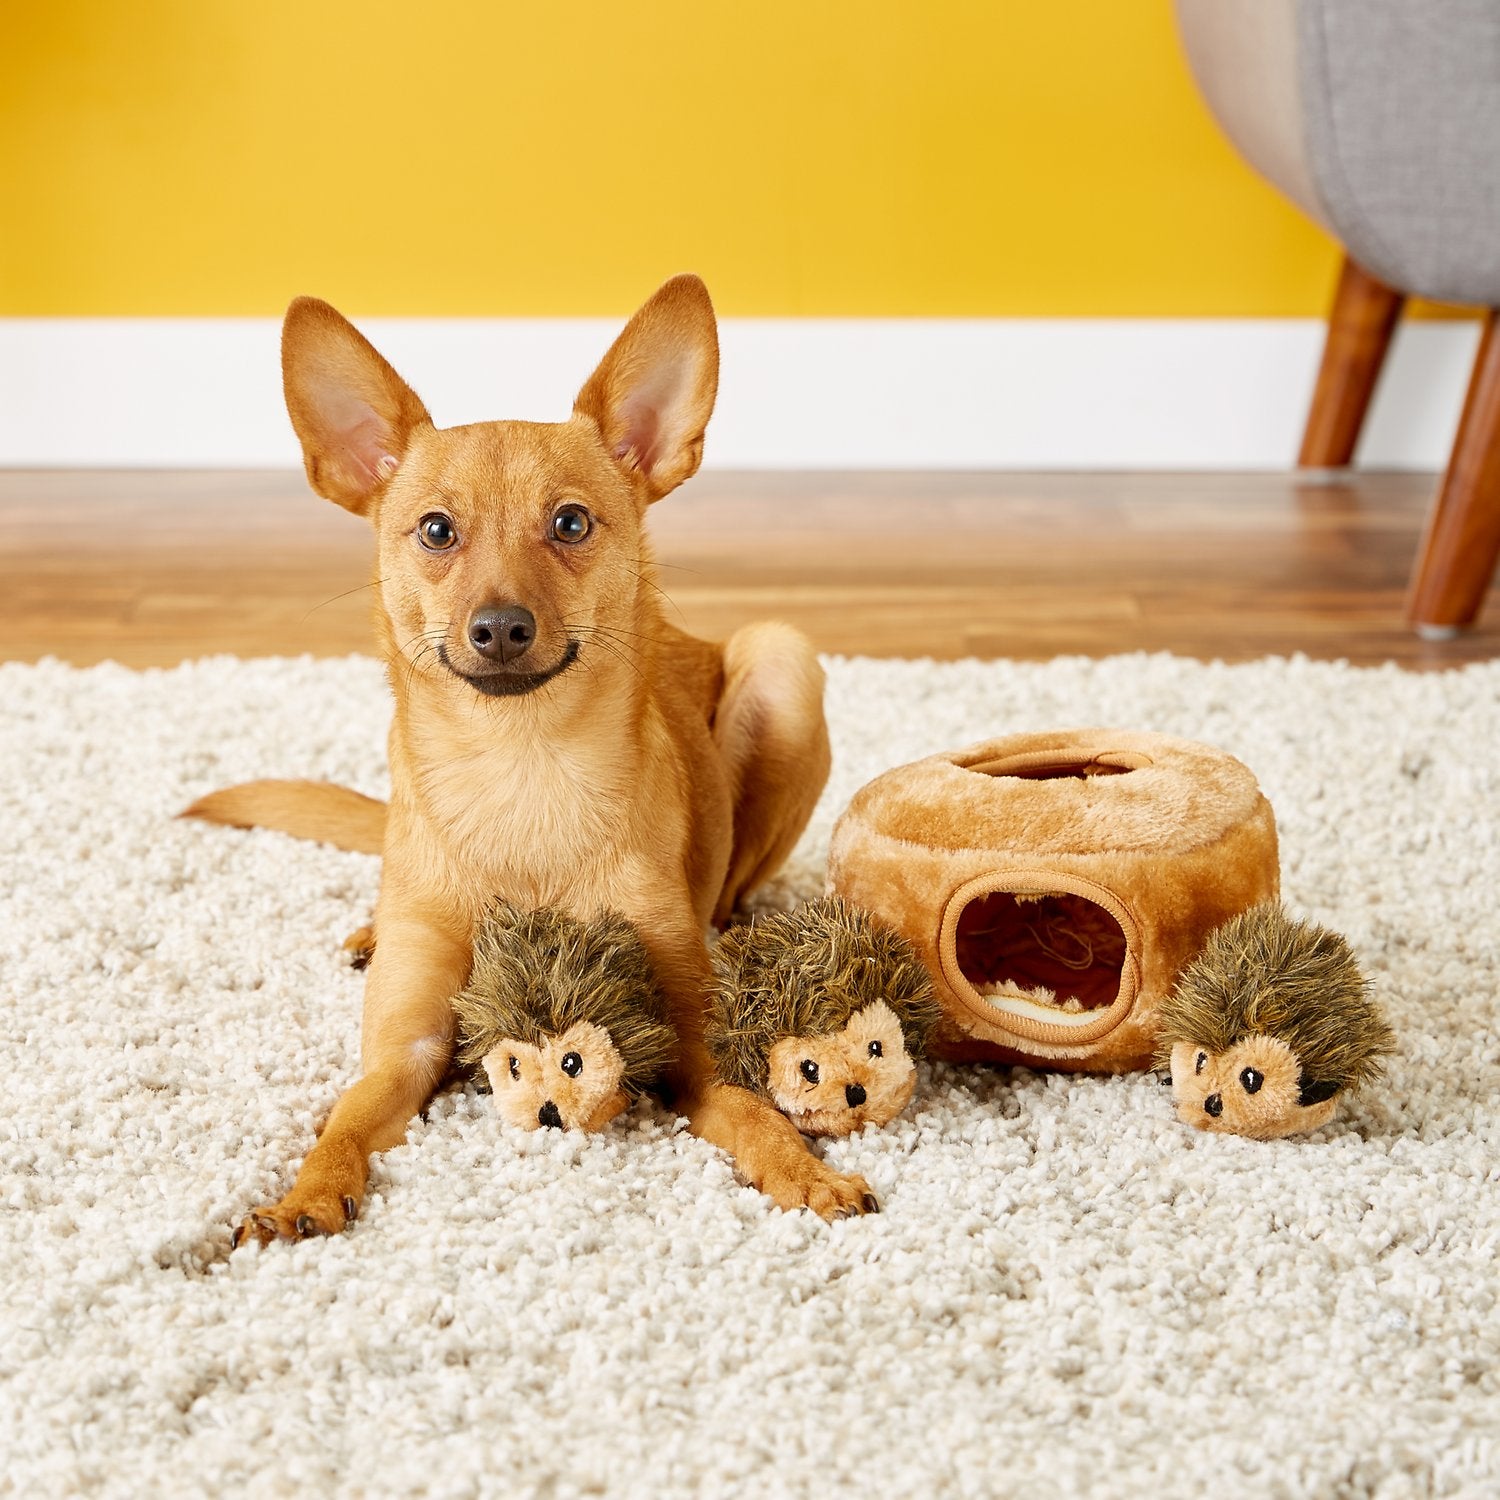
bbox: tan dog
[187,276,877,1243]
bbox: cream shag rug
[2,652,1499,1499]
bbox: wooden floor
[1,468,1496,669]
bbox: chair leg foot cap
[1414,622,1465,641]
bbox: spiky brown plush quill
[1154,902,1395,1090]
[453,902,675,1099]
[707,896,941,1094]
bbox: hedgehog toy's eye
[508,1056,520,1081]
[1239,1067,1264,1095]
[561,1051,583,1078]
[868,1040,883,1059]
[800,1059,820,1085]
[1195,1052,1207,1075]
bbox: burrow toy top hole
[963,750,1153,781]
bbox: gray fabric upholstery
[1298,0,1500,304]
[1176,0,1500,306]
[1174,0,1329,229]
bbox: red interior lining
[953,890,1127,1012]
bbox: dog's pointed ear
[573,274,719,503]
[281,297,432,515]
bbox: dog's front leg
[644,920,880,1221]
[686,1073,880,1220]
[236,914,468,1245]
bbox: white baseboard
[0,316,1477,469]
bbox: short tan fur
[185,276,864,1242]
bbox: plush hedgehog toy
[1157,902,1395,1140]
[707,896,943,1137]
[452,903,676,1133]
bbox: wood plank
[1,469,1496,669]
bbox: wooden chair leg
[1407,309,1500,634]
[1298,256,1406,468]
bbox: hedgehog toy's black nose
[538,1101,563,1129]
[845,1082,867,1108]
[1204,1093,1223,1118]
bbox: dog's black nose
[1204,1093,1223,1118]
[537,1100,563,1129]
[845,1082,867,1108]
[468,605,535,664]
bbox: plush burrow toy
[452,902,676,1132]
[1156,902,1396,1139]
[706,896,943,1137]
[827,730,1282,1074]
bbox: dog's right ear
[281,297,432,515]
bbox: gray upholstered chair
[1175,0,1500,637]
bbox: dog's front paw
[759,1155,879,1222]
[689,1083,882,1222]
[231,1189,360,1249]
[342,924,376,970]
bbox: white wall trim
[0,317,1476,469]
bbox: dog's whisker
[574,650,604,690]
[397,626,451,671]
[571,623,648,661]
[403,640,443,696]
[302,577,388,623]
[398,625,450,657]
[565,622,668,649]
[577,634,647,684]
[577,634,643,680]
[563,620,680,661]
[563,630,647,664]
[625,569,688,626]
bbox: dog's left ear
[574,274,719,502]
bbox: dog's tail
[180,780,387,855]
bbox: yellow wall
[1,0,1343,317]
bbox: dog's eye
[800,1059,819,1085]
[561,1051,583,1078]
[1240,1067,1264,1095]
[868,1040,883,1058]
[551,505,591,544]
[1195,1052,1207,1075]
[417,513,458,551]
[507,1055,519,1081]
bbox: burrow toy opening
[953,889,1129,1022]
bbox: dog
[186,275,878,1243]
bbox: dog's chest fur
[398,709,689,919]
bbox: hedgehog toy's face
[481,1020,628,1133]
[1169,1036,1340,1140]
[766,1000,916,1137]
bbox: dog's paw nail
[342,1196,358,1225]
[832,1204,858,1220]
[230,1224,244,1250]
[252,1214,279,1238]
[295,1214,317,1238]
[862,1193,881,1214]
